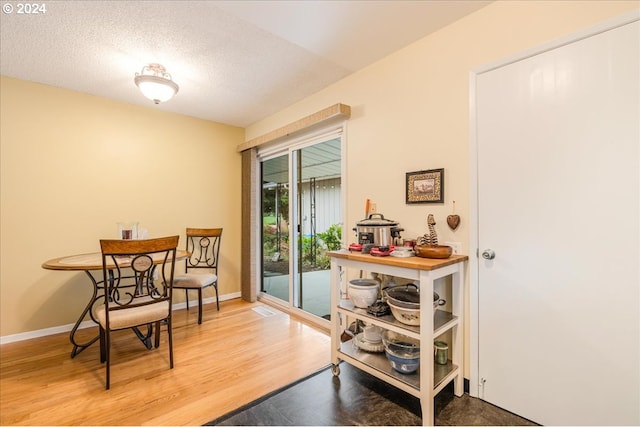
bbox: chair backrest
[100,235,179,314]
[184,228,222,274]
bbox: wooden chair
[173,228,222,324]
[96,235,179,390]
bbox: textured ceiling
[0,1,490,127]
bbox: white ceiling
[0,0,490,128]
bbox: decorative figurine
[417,214,438,246]
[414,213,453,259]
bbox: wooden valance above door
[237,103,351,152]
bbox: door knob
[482,249,495,260]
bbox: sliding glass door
[260,136,342,320]
[261,154,290,303]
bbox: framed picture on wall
[406,168,444,204]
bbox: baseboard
[0,291,242,345]
[172,291,241,311]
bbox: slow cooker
[353,213,403,247]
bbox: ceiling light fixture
[134,63,179,104]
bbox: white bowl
[363,325,382,342]
[390,247,414,258]
[387,299,420,325]
[387,297,445,325]
[348,279,380,308]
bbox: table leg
[69,271,101,358]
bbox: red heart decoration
[447,214,460,230]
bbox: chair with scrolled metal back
[96,235,179,390]
[173,228,222,324]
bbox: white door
[475,18,639,426]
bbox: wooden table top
[42,250,190,271]
[328,249,468,271]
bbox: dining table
[42,249,190,358]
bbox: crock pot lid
[357,213,399,226]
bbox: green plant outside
[263,223,342,270]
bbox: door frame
[467,9,640,398]
[256,123,348,328]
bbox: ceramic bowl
[390,247,414,258]
[387,299,420,325]
[348,279,380,308]
[363,324,382,343]
[385,289,445,325]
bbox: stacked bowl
[382,330,420,374]
[384,285,445,326]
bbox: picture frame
[406,168,444,204]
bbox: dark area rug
[206,362,537,426]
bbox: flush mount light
[134,63,179,104]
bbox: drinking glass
[117,222,138,240]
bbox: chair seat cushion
[96,299,169,330]
[172,273,217,289]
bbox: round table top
[42,250,190,271]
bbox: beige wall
[0,76,244,337]
[246,1,639,376]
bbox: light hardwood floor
[0,299,331,426]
